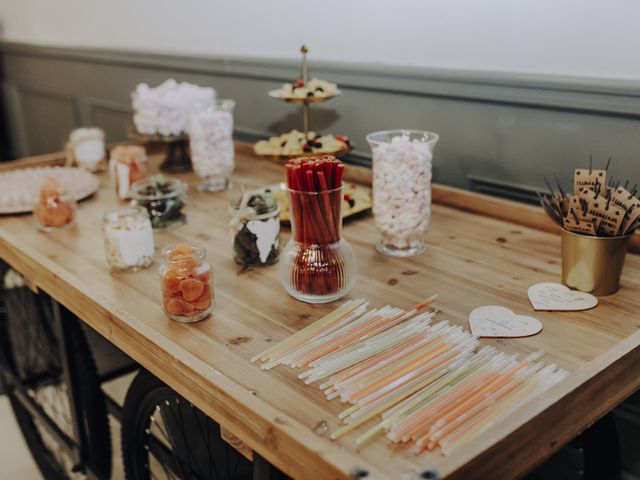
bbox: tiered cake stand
[262,45,351,159]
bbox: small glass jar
[189,99,236,192]
[366,129,439,257]
[102,206,154,271]
[159,242,214,323]
[130,176,187,229]
[230,191,280,267]
[33,178,76,232]
[109,145,149,199]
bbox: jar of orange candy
[33,178,76,232]
[159,242,213,322]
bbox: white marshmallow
[131,79,216,136]
[372,135,433,249]
[189,110,235,179]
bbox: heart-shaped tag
[468,306,542,338]
[528,282,598,311]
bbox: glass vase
[280,186,356,304]
[366,129,439,257]
[189,99,236,192]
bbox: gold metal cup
[561,229,632,296]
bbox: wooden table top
[1,143,640,480]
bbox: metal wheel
[0,267,111,479]
[122,369,254,480]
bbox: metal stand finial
[300,45,311,140]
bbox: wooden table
[1,143,640,480]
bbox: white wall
[2,0,640,80]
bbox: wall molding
[2,41,640,118]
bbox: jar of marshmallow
[189,99,236,192]
[366,130,439,257]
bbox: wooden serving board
[1,141,640,480]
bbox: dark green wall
[1,42,639,201]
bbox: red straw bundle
[286,156,346,296]
[286,156,344,244]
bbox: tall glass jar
[159,242,214,323]
[102,206,154,271]
[189,99,236,192]
[33,178,76,232]
[280,186,356,304]
[366,130,439,257]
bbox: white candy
[189,110,234,178]
[372,136,433,249]
[131,79,216,136]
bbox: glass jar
[102,206,154,271]
[280,186,356,303]
[230,191,280,267]
[159,242,214,323]
[69,127,106,172]
[130,176,187,229]
[33,178,76,232]
[189,99,236,192]
[366,129,439,257]
[109,145,149,199]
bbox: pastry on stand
[254,45,352,160]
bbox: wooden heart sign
[468,306,542,338]
[528,283,598,311]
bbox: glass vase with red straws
[280,155,357,303]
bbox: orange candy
[35,178,75,228]
[162,276,181,296]
[192,295,211,311]
[129,161,148,184]
[166,298,195,317]
[168,243,197,261]
[179,278,204,302]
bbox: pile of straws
[285,156,347,296]
[253,298,568,454]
